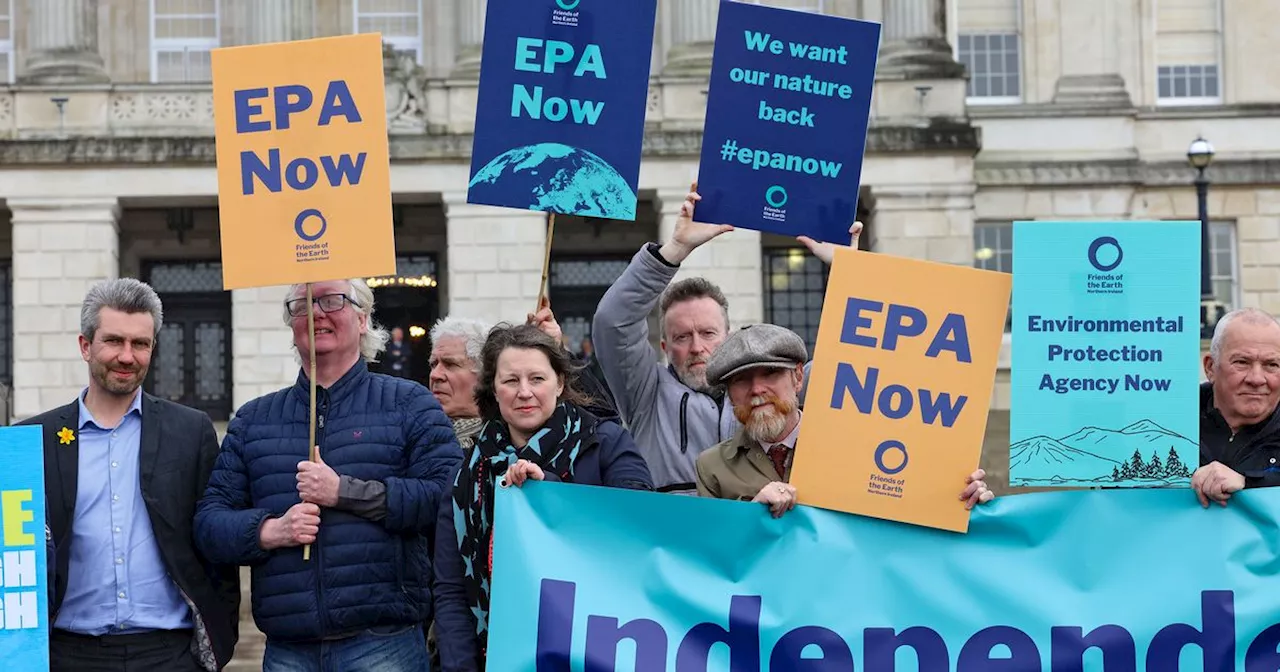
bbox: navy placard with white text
[695,2,879,243]
[467,0,657,221]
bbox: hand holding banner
[490,483,1280,672]
[212,34,397,560]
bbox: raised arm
[592,184,734,424]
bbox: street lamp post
[1187,136,1223,339]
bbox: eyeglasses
[285,293,361,318]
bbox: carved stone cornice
[0,122,983,165]
[975,158,1280,188]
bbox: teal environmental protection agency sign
[489,482,1280,671]
[1009,220,1202,488]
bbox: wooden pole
[535,212,556,311]
[303,283,318,562]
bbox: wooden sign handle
[535,212,556,311]
[303,283,318,562]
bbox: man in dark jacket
[195,278,462,670]
[1194,308,1280,507]
[21,278,238,671]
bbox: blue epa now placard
[1009,221,1202,489]
[466,0,657,221]
[0,425,49,671]
[694,1,879,243]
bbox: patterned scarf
[450,401,597,658]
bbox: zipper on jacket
[679,392,690,454]
[314,391,330,635]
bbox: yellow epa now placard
[212,33,396,290]
[792,249,1011,533]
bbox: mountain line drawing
[1010,419,1196,486]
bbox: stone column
[878,0,964,79]
[239,0,315,45]
[1051,0,1131,106]
[867,185,976,267]
[655,188,762,328]
[443,193,546,324]
[9,198,119,421]
[662,0,718,76]
[451,0,486,77]
[230,285,296,413]
[20,0,110,84]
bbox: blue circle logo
[556,0,580,9]
[1087,236,1123,271]
[295,209,327,242]
[765,185,788,208]
[874,440,909,475]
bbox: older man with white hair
[1193,308,1280,507]
[429,316,491,451]
[195,278,462,671]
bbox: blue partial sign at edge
[1009,221,1202,488]
[467,0,658,221]
[0,425,49,672]
[489,481,1280,672]
[695,1,880,243]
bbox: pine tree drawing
[1128,448,1146,480]
[1111,466,1121,481]
[1119,461,1133,480]
[1148,451,1163,479]
[1165,446,1190,478]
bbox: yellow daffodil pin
[57,427,75,445]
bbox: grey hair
[81,278,164,341]
[284,279,390,362]
[659,276,731,339]
[429,316,490,370]
[1209,307,1280,360]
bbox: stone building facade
[0,0,1272,428]
[0,0,1274,666]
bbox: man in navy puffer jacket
[195,279,462,671]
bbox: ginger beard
[734,393,797,444]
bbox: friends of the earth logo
[552,0,580,26]
[1086,235,1124,295]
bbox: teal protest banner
[0,426,48,671]
[1009,221,1202,488]
[490,482,1280,671]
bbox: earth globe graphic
[469,142,636,219]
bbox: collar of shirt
[77,387,143,430]
[769,413,802,451]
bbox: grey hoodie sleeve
[591,244,680,426]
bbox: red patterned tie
[766,445,788,479]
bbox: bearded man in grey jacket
[592,183,859,494]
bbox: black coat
[1199,382,1280,487]
[19,394,240,670]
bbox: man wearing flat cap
[694,324,811,517]
[695,324,996,517]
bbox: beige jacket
[694,427,794,501]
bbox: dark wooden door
[143,262,233,421]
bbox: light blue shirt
[53,389,192,635]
